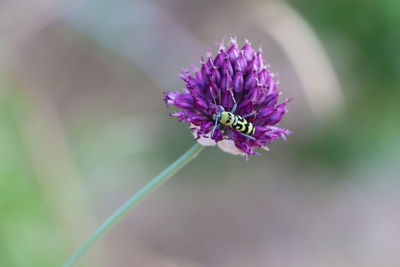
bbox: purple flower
[164,38,292,160]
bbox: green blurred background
[1,0,399,266]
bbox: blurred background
[1,0,400,266]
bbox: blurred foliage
[290,0,400,168]
[0,83,67,266]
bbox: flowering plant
[65,38,292,266]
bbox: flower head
[164,38,292,160]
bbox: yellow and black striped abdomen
[220,112,255,135]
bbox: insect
[210,88,256,140]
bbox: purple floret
[164,38,292,159]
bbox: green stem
[64,143,204,267]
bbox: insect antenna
[209,87,219,139]
[209,87,217,105]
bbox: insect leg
[239,132,256,140]
[211,120,221,138]
[227,128,232,140]
[243,112,256,118]
[229,89,238,113]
